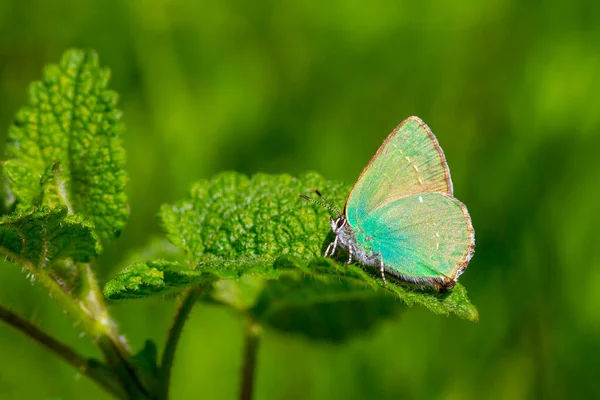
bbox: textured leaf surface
[104,261,205,300]
[2,49,128,242]
[105,257,285,300]
[0,206,100,289]
[106,172,478,327]
[159,172,348,263]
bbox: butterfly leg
[324,236,338,257]
[379,256,387,288]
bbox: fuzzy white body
[326,215,386,284]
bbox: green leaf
[129,340,159,393]
[103,260,204,300]
[104,258,278,300]
[306,256,479,322]
[106,172,478,330]
[159,171,348,263]
[250,258,478,339]
[0,206,100,290]
[251,274,402,342]
[2,49,128,242]
[130,340,158,376]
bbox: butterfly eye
[336,218,345,230]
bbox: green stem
[98,336,152,399]
[0,304,126,399]
[1,251,148,398]
[0,252,107,344]
[79,262,151,399]
[79,262,130,349]
[239,320,262,400]
[158,288,202,400]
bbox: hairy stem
[0,304,126,399]
[158,288,203,400]
[239,320,262,400]
[0,252,113,345]
[78,262,150,398]
[1,251,147,398]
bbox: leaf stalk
[158,287,203,400]
[239,319,262,400]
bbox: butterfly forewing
[358,193,474,284]
[346,116,453,226]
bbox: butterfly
[301,116,475,291]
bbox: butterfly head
[330,215,347,234]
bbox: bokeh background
[1,0,599,399]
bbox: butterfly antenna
[313,189,342,215]
[298,189,342,218]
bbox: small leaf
[103,260,204,300]
[0,206,100,290]
[2,49,128,242]
[104,258,277,300]
[130,340,159,392]
[131,340,158,375]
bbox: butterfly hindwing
[354,192,474,284]
[345,116,453,225]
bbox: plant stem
[1,252,147,398]
[0,304,127,399]
[158,288,203,400]
[239,320,262,400]
[0,253,114,346]
[79,262,150,398]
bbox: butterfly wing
[345,116,453,225]
[359,193,474,285]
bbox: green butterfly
[303,116,475,291]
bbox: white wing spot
[405,156,411,162]
[417,177,424,186]
[419,196,423,203]
[435,232,440,238]
[413,164,419,173]
[436,243,440,250]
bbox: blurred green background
[1,0,599,399]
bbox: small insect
[301,116,475,291]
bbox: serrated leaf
[307,256,479,322]
[0,206,100,290]
[2,49,128,242]
[105,255,476,340]
[106,172,477,335]
[251,257,478,338]
[251,274,402,342]
[103,261,204,300]
[159,172,348,263]
[104,257,280,300]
